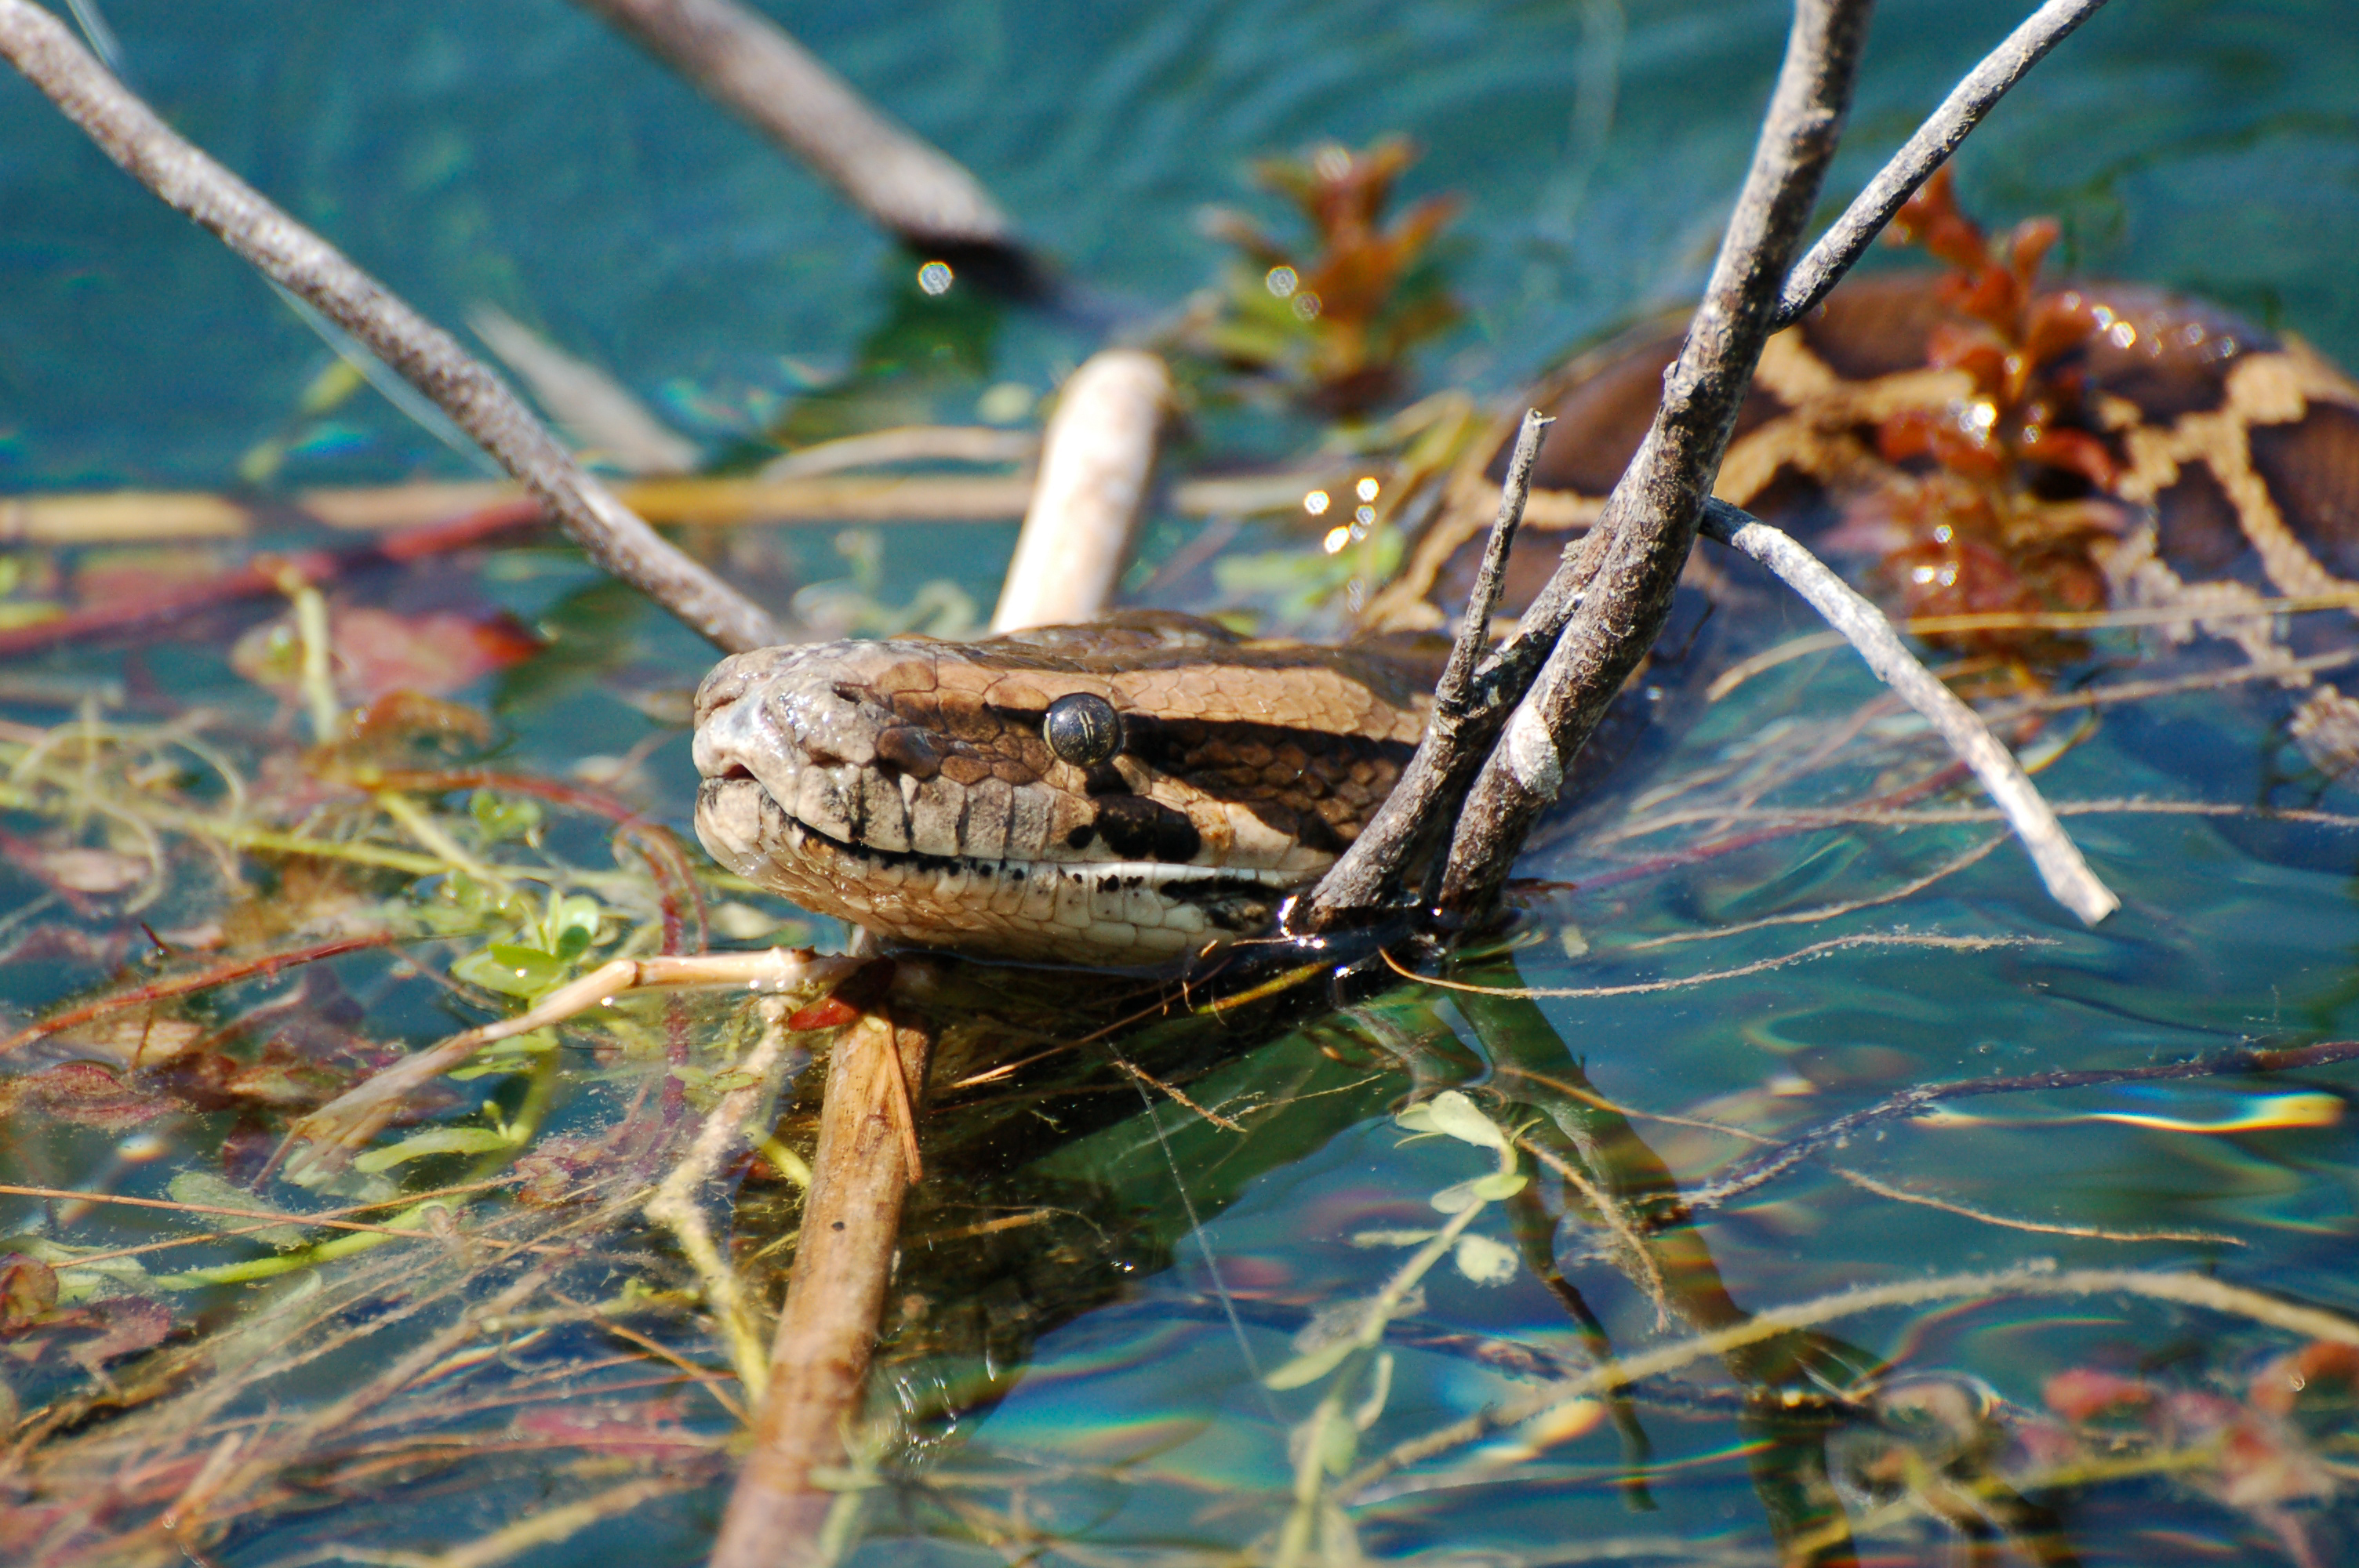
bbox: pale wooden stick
[990,350,1172,633]
[714,363,1158,1559]
[1699,499,2117,924]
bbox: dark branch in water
[573,0,1049,296]
[0,0,780,655]
[1435,0,1875,918]
[1301,408,1552,922]
[1776,0,2114,330]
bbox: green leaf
[451,943,569,998]
[1421,1091,1507,1151]
[468,790,543,844]
[1466,1171,1528,1201]
[1430,1181,1481,1215]
[353,1126,518,1174]
[1263,1337,1356,1391]
[1454,1234,1520,1286]
[169,1171,308,1247]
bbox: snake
[694,255,2359,965]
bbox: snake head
[691,624,1430,964]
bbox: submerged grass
[5,558,2359,1567]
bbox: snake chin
[694,771,1291,963]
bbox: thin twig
[572,0,1016,255]
[1775,0,2115,328]
[1828,1167,2244,1248]
[1383,932,2029,1001]
[1302,409,1554,920]
[1687,1036,2359,1216]
[1441,411,1554,710]
[0,466,1358,545]
[1436,0,1874,918]
[0,932,393,1056]
[1699,498,2117,924]
[643,996,801,1400]
[0,0,779,654]
[1616,833,2008,950]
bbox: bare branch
[1438,411,1554,714]
[1697,499,2117,924]
[1301,409,1552,920]
[990,350,1171,633]
[1776,0,2113,329]
[1436,0,1875,918]
[574,0,1013,253]
[711,990,935,1568]
[0,0,780,654]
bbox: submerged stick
[0,464,1356,547]
[710,994,934,1568]
[0,0,778,654]
[990,350,1172,633]
[1699,498,2117,924]
[574,0,1014,255]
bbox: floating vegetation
[1187,137,1464,415]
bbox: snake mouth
[695,771,1294,960]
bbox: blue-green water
[4,3,2359,1566]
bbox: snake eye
[1044,692,1124,768]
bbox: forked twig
[1776,0,2116,328]
[1698,498,2117,924]
[277,949,859,1180]
[1303,408,1553,920]
[0,0,779,654]
[1435,0,1876,916]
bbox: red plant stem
[0,933,394,1055]
[0,499,545,661]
